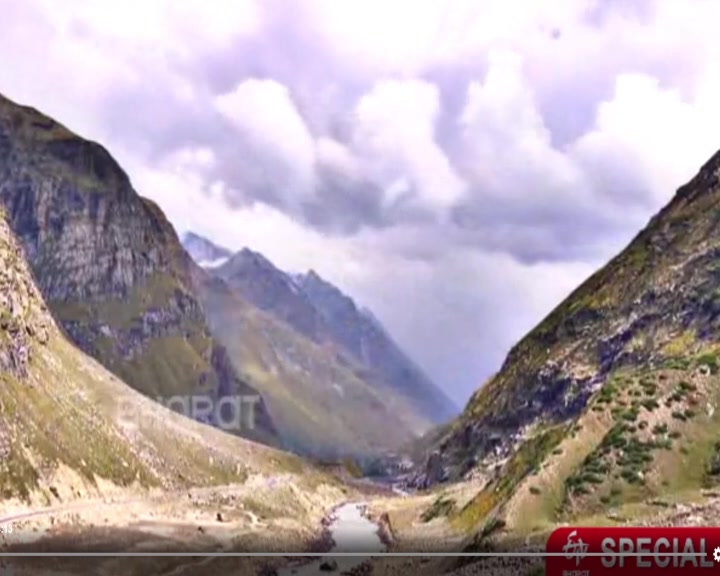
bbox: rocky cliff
[0,92,276,446]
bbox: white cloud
[214,79,318,205]
[458,50,584,206]
[315,137,360,178]
[133,144,599,402]
[353,79,466,213]
[572,73,720,207]
[303,0,595,75]
[33,0,262,56]
[341,236,597,401]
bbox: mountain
[0,206,326,507]
[411,148,720,538]
[207,248,456,424]
[179,239,455,458]
[191,270,431,459]
[181,231,232,268]
[0,92,276,446]
[212,248,328,343]
[296,270,458,423]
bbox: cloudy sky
[3,0,720,406]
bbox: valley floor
[4,470,720,576]
[0,473,346,575]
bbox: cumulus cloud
[353,79,466,214]
[4,0,720,403]
[572,73,720,208]
[214,79,318,207]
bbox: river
[278,502,385,575]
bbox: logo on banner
[562,530,589,566]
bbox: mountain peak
[223,247,284,277]
[305,268,323,282]
[675,147,720,205]
[299,269,349,301]
[181,231,232,268]
[239,246,273,264]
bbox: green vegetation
[421,496,457,522]
[454,425,567,531]
[706,442,720,477]
[480,516,507,539]
[341,458,364,479]
[697,352,719,374]
[564,415,662,504]
[0,354,159,500]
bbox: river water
[278,502,385,575]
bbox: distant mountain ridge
[191,268,430,459]
[182,233,458,426]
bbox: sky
[3,0,720,407]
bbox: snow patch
[199,257,229,269]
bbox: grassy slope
[194,274,429,458]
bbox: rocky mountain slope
[192,239,456,425]
[0,207,335,512]
[412,148,720,539]
[190,265,430,459]
[296,270,458,423]
[0,92,277,447]
[213,248,329,344]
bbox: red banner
[546,526,720,575]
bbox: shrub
[622,410,639,422]
[480,516,506,538]
[707,443,720,476]
[642,398,660,410]
[421,497,456,522]
[653,423,668,435]
[697,353,719,374]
